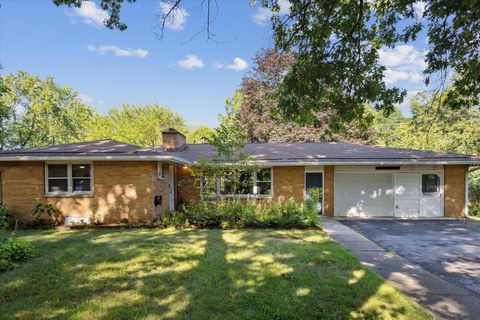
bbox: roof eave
[0,155,192,165]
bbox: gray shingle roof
[1,140,479,164]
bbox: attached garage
[334,166,444,218]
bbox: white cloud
[176,55,204,69]
[87,45,149,58]
[380,45,426,84]
[413,2,426,19]
[396,90,420,116]
[213,57,249,71]
[160,1,189,30]
[77,93,103,105]
[68,1,109,27]
[384,69,422,84]
[251,0,290,25]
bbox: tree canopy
[83,104,189,148]
[52,0,480,127]
[187,125,217,144]
[373,89,480,156]
[0,71,95,149]
[239,50,374,143]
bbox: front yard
[0,228,430,319]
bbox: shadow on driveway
[340,220,480,296]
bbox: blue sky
[1,0,429,128]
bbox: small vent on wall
[375,166,400,170]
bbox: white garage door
[334,172,394,217]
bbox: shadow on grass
[0,229,425,319]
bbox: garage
[334,167,444,218]
[334,172,394,217]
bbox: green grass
[0,229,431,320]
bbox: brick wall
[176,166,200,204]
[0,161,161,223]
[323,165,334,217]
[444,165,468,218]
[273,166,305,203]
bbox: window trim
[45,162,94,196]
[202,167,273,198]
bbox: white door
[168,165,175,212]
[419,173,443,217]
[394,173,420,218]
[334,172,394,217]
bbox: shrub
[0,205,7,231]
[31,203,63,227]
[176,198,320,229]
[469,202,480,217]
[0,239,34,272]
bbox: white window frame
[45,162,94,196]
[203,167,273,199]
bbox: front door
[168,165,175,212]
[305,172,323,214]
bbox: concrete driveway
[340,220,480,296]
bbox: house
[0,128,479,223]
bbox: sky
[1,0,430,128]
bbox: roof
[0,139,479,165]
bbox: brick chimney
[162,128,186,151]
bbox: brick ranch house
[0,129,479,223]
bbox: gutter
[192,160,480,166]
[0,155,192,165]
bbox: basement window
[422,174,440,194]
[45,163,93,196]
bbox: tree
[53,1,480,127]
[187,125,217,144]
[0,71,95,149]
[239,50,374,143]
[83,104,189,148]
[373,89,480,156]
[192,93,256,199]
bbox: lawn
[0,228,431,320]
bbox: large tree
[239,50,374,143]
[53,0,480,127]
[0,71,95,149]
[83,104,189,148]
[374,89,480,156]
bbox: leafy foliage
[0,71,95,149]
[263,0,480,125]
[31,203,62,227]
[239,50,374,143]
[187,125,217,144]
[0,206,7,232]
[373,90,480,156]
[159,198,319,229]
[0,240,34,272]
[52,0,136,31]
[83,104,189,147]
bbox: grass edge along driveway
[0,228,432,320]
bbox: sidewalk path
[321,217,480,320]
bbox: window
[201,176,217,196]
[45,163,93,195]
[254,168,272,195]
[422,174,440,194]
[204,168,272,197]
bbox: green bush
[469,202,480,217]
[0,205,7,231]
[170,198,320,229]
[0,239,34,272]
[31,203,62,227]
